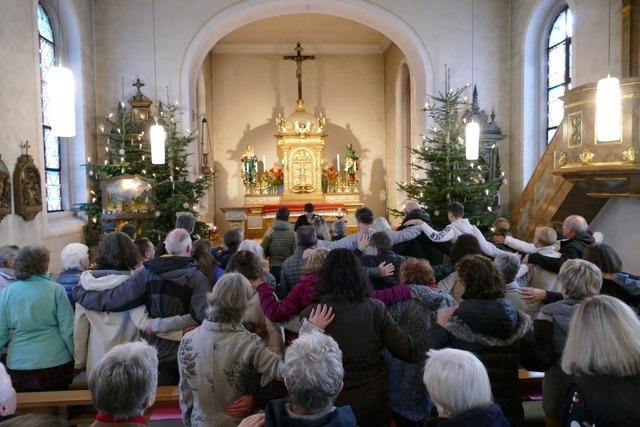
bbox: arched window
[545,7,573,144]
[37,3,63,212]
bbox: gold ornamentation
[623,146,637,163]
[579,149,594,164]
[558,151,568,166]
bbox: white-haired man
[56,242,90,306]
[239,331,357,427]
[0,246,19,291]
[74,228,211,385]
[88,341,158,426]
[527,215,594,273]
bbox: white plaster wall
[590,199,640,275]
[209,52,387,215]
[0,0,94,273]
[91,0,512,214]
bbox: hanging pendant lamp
[49,65,76,137]
[150,120,166,164]
[596,0,621,142]
[465,0,479,160]
[149,0,165,164]
[465,121,480,160]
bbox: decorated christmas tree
[398,82,503,230]
[78,100,214,245]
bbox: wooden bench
[17,385,180,426]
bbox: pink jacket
[257,274,412,323]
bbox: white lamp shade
[150,124,166,164]
[465,121,480,160]
[596,76,622,142]
[49,66,76,137]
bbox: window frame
[544,6,573,145]
[37,2,65,213]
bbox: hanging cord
[471,0,475,88]
[608,0,612,76]
[152,0,159,103]
[56,0,63,66]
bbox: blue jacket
[265,399,358,427]
[56,268,83,306]
[0,275,74,370]
[424,404,510,427]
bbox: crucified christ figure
[283,42,315,109]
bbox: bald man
[527,215,594,273]
[74,228,211,385]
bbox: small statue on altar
[344,143,359,184]
[240,145,258,186]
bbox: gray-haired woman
[239,331,357,427]
[88,341,158,426]
[178,273,333,427]
[0,245,74,391]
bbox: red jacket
[257,273,412,323]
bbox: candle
[337,154,340,171]
[263,155,266,168]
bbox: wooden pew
[17,385,179,426]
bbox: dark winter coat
[361,250,406,289]
[301,296,430,427]
[528,231,595,273]
[264,399,358,427]
[600,277,640,307]
[385,285,456,422]
[262,220,297,268]
[534,299,581,420]
[73,256,211,363]
[428,298,546,427]
[294,214,314,230]
[564,374,640,427]
[424,404,510,427]
[393,209,450,265]
[257,273,412,323]
[56,268,83,307]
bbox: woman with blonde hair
[561,295,640,426]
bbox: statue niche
[13,142,42,221]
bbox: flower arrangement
[323,165,340,186]
[265,165,283,187]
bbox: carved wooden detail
[13,152,42,222]
[0,155,11,223]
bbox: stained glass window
[546,7,573,144]
[37,3,63,212]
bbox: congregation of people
[0,204,639,427]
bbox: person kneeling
[239,331,356,427]
[423,348,509,427]
[88,341,158,426]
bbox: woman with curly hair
[428,254,545,427]
[0,245,74,391]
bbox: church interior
[2,0,640,426]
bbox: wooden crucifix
[284,42,314,109]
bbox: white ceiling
[216,14,391,53]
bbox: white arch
[520,0,575,187]
[178,0,434,136]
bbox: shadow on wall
[364,157,387,213]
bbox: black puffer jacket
[393,209,450,265]
[428,298,546,427]
[528,231,595,273]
